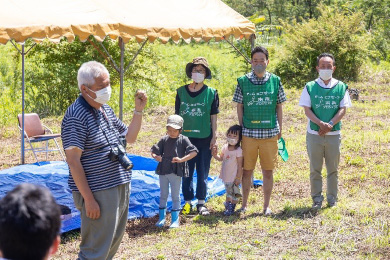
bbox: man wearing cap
[299,53,352,209]
[233,46,287,215]
[175,57,219,216]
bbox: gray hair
[77,61,110,90]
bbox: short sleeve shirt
[299,78,352,135]
[233,71,287,139]
[61,96,131,192]
[219,144,243,183]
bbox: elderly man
[299,53,352,209]
[62,61,147,260]
[233,46,286,215]
[0,183,61,260]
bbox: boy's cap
[166,115,184,129]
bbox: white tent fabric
[0,0,255,44]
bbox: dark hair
[317,53,336,66]
[226,124,242,149]
[0,183,61,260]
[251,46,269,60]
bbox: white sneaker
[237,207,247,213]
[263,208,272,216]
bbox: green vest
[177,85,215,138]
[238,74,279,129]
[306,81,347,131]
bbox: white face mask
[319,69,333,81]
[227,137,238,146]
[191,72,205,83]
[88,86,112,104]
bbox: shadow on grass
[269,206,319,220]
[60,229,80,244]
[190,210,244,227]
[125,215,186,238]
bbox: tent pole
[10,41,36,165]
[21,44,25,164]
[119,37,125,120]
[250,34,256,51]
[223,36,251,64]
[124,39,148,72]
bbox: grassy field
[0,80,389,259]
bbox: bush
[274,5,368,88]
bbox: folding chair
[18,113,66,165]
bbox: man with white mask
[299,53,352,210]
[175,57,219,216]
[233,46,286,216]
[61,61,147,259]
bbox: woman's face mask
[191,72,205,83]
[88,86,112,104]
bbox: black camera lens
[118,154,133,170]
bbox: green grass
[0,43,389,259]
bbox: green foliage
[0,43,20,126]
[274,5,368,88]
[26,37,158,116]
[150,40,244,104]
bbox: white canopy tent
[0,0,255,164]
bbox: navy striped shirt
[61,95,131,192]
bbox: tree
[25,37,158,116]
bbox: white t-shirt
[299,78,352,135]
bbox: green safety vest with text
[238,74,279,129]
[306,80,347,131]
[177,86,215,138]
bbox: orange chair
[18,113,65,165]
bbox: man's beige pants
[306,133,341,204]
[73,183,130,260]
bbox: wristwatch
[329,120,334,127]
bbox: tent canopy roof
[0,0,255,44]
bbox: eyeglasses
[192,69,206,74]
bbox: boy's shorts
[242,135,278,171]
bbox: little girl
[151,115,198,228]
[212,125,243,216]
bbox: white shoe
[263,208,272,216]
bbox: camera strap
[93,109,118,151]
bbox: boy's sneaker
[328,201,337,208]
[312,201,322,210]
[197,204,210,216]
[182,202,191,215]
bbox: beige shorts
[242,135,278,171]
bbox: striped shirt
[61,95,131,192]
[233,71,287,139]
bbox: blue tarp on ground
[0,155,262,233]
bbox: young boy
[151,115,198,228]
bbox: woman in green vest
[175,57,219,216]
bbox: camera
[108,136,133,170]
